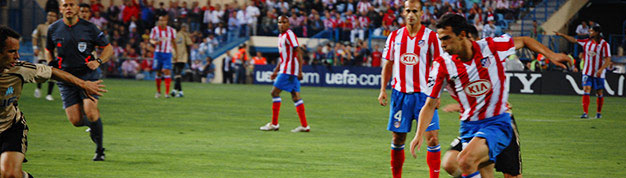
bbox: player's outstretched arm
[513,36,570,69]
[88,44,113,70]
[378,60,393,106]
[554,32,578,44]
[51,68,107,98]
[410,97,439,158]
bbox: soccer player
[172,24,193,97]
[259,16,309,133]
[438,24,523,178]
[150,15,178,98]
[377,1,443,177]
[46,0,114,161]
[555,26,611,119]
[32,11,59,101]
[0,25,106,178]
[409,14,569,178]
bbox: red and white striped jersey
[577,38,611,78]
[150,26,177,53]
[426,36,515,121]
[382,26,443,93]
[278,29,300,75]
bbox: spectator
[223,51,234,84]
[202,57,216,83]
[246,2,261,36]
[121,58,140,78]
[90,11,108,30]
[529,20,545,40]
[189,1,203,33]
[576,20,589,37]
[483,20,496,38]
[356,0,372,15]
[252,52,268,65]
[371,44,382,67]
[215,23,227,42]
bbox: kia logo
[464,79,492,97]
[400,53,419,65]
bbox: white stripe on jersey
[150,26,177,53]
[278,29,300,76]
[382,26,443,93]
[426,36,514,121]
[578,39,610,78]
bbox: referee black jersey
[46,18,109,75]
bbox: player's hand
[87,60,100,70]
[595,71,602,78]
[297,72,303,80]
[409,135,423,158]
[270,72,278,80]
[442,103,461,112]
[546,53,570,69]
[378,91,387,106]
[34,49,40,57]
[572,67,579,73]
[554,31,562,36]
[82,80,107,100]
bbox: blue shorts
[459,113,513,162]
[582,75,604,90]
[57,70,100,109]
[387,90,440,133]
[153,52,173,70]
[273,73,300,92]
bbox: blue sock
[427,145,441,153]
[462,171,480,178]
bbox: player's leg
[46,80,55,101]
[442,138,462,177]
[581,75,592,118]
[391,132,407,178]
[495,115,522,178]
[154,54,163,97]
[59,83,89,127]
[457,137,490,178]
[162,54,173,98]
[83,97,105,161]
[425,130,441,178]
[0,152,27,178]
[594,77,605,119]
[290,91,309,132]
[173,63,184,97]
[34,60,46,98]
[261,87,282,131]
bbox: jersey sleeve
[13,63,52,83]
[286,30,299,48]
[31,25,40,39]
[602,42,611,58]
[576,38,589,47]
[428,31,443,61]
[382,30,396,61]
[425,57,449,98]
[149,28,157,40]
[171,28,177,39]
[491,35,516,60]
[92,24,109,46]
[46,25,56,52]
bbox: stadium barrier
[253,65,626,97]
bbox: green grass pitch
[17,79,626,177]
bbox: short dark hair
[592,25,602,33]
[466,24,478,39]
[0,25,20,52]
[79,3,90,9]
[404,0,424,9]
[436,14,470,36]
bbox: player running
[409,14,569,178]
[555,26,611,119]
[32,11,59,101]
[259,16,309,133]
[150,15,178,98]
[377,0,443,177]
[0,25,106,178]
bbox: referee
[46,0,113,161]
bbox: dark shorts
[0,118,28,154]
[173,63,185,76]
[448,115,522,176]
[57,70,100,108]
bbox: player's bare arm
[296,46,304,80]
[87,44,112,70]
[410,97,439,158]
[172,36,178,61]
[513,36,570,69]
[554,32,578,43]
[51,68,107,98]
[32,30,40,57]
[378,60,393,106]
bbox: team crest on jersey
[78,42,87,52]
[400,53,419,65]
[5,86,13,96]
[464,79,491,97]
[588,51,597,56]
[480,57,490,68]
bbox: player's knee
[457,153,476,171]
[426,135,439,146]
[84,112,99,122]
[0,167,22,178]
[441,158,457,174]
[391,133,406,144]
[68,115,83,127]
